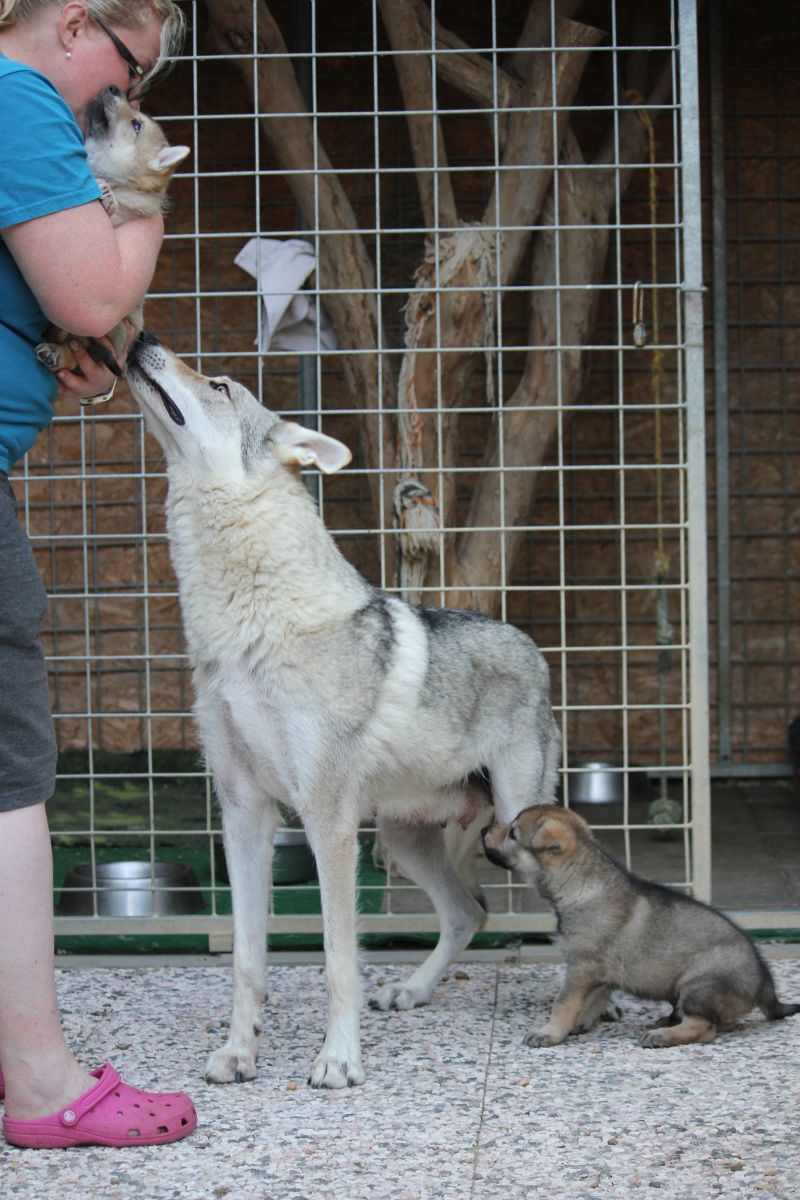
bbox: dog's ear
[150,145,191,174]
[530,816,575,858]
[270,420,352,474]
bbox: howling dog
[483,805,799,1048]
[125,333,560,1088]
[35,86,189,389]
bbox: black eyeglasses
[93,16,148,98]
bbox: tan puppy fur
[35,87,189,385]
[483,804,799,1048]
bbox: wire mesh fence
[10,0,712,945]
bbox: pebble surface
[1,958,798,1199]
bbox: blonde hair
[0,2,186,72]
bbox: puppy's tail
[758,973,800,1020]
[769,1000,800,1020]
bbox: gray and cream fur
[125,333,560,1089]
[35,87,189,385]
[483,805,799,1048]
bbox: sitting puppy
[35,86,189,397]
[482,804,799,1048]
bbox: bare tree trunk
[204,0,396,516]
[388,13,603,599]
[376,0,457,231]
[446,62,673,613]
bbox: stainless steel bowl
[566,761,653,806]
[213,827,316,885]
[272,829,316,884]
[57,860,205,917]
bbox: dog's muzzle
[127,332,185,426]
[483,845,511,870]
[85,86,122,136]
[481,828,511,870]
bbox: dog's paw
[524,1027,564,1048]
[35,342,65,373]
[601,1000,624,1023]
[639,1029,671,1049]
[369,982,427,1012]
[204,1044,258,1084]
[96,177,120,218]
[308,1051,365,1089]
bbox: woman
[0,1,196,1147]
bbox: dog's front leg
[526,969,601,1048]
[205,791,280,1084]
[303,808,365,1088]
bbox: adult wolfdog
[126,333,560,1087]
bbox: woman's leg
[0,803,94,1118]
[0,478,195,1140]
[0,476,93,1116]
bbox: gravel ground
[2,957,799,1200]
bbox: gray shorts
[0,473,57,810]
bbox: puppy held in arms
[35,87,189,396]
[483,805,799,1048]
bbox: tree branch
[204,0,397,505]
[447,57,673,612]
[378,0,458,230]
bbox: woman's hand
[54,322,136,406]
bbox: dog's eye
[210,380,230,397]
[508,827,517,842]
[131,119,142,135]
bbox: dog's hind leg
[489,711,561,826]
[639,1013,717,1048]
[370,819,486,1012]
[205,784,281,1085]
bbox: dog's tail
[758,972,800,1020]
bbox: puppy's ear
[271,420,352,474]
[530,817,576,858]
[150,145,191,174]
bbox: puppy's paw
[96,177,119,219]
[370,982,427,1012]
[524,1027,565,1048]
[601,999,623,1023]
[35,342,67,373]
[639,1029,671,1049]
[308,1052,365,1089]
[204,1043,258,1084]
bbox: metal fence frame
[10,0,728,945]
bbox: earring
[65,45,72,58]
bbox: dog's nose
[136,330,161,347]
[480,826,491,841]
[107,84,122,97]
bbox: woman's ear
[59,1,91,46]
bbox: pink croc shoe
[2,1063,196,1149]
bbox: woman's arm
[3,198,163,338]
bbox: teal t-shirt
[0,56,100,474]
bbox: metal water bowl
[57,860,205,918]
[213,828,316,886]
[272,829,316,884]
[566,761,654,806]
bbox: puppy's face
[84,87,189,193]
[482,805,587,880]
